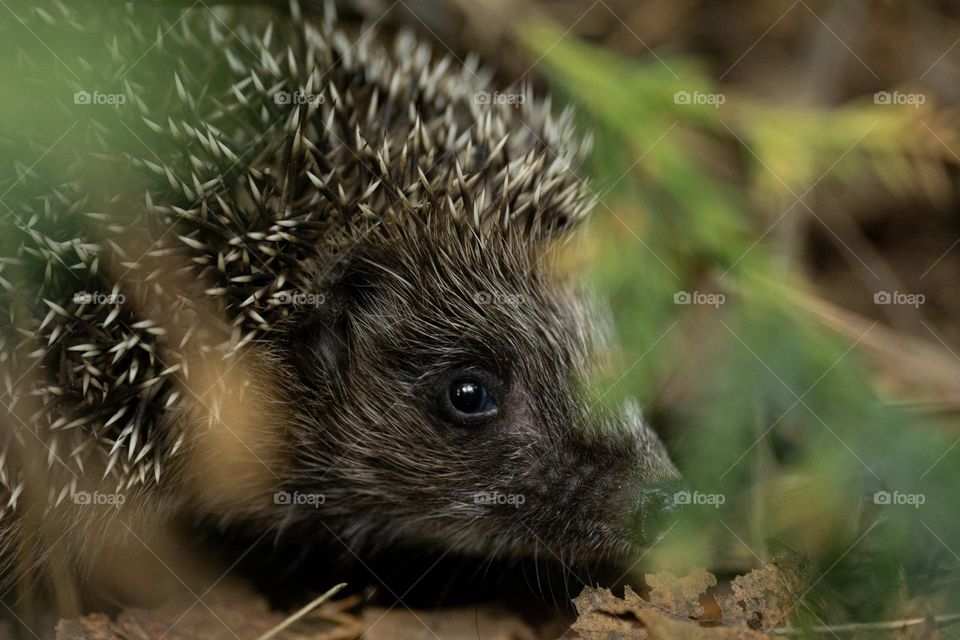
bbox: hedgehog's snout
[636,479,688,516]
[630,479,688,543]
[604,400,685,544]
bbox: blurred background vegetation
[356,0,960,631]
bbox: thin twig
[772,612,960,636]
[256,582,348,640]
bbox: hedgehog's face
[288,225,681,565]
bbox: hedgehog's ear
[289,308,350,388]
[291,257,379,385]
[314,312,350,379]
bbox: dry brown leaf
[571,584,772,640]
[570,558,809,640]
[646,569,717,619]
[635,607,770,640]
[717,551,806,631]
[571,586,649,639]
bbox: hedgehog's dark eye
[450,380,492,413]
[442,377,498,423]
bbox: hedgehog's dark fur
[0,0,680,616]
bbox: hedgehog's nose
[631,479,688,542]
[637,479,687,516]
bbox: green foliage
[523,21,960,630]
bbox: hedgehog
[0,0,681,619]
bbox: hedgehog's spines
[0,1,592,519]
